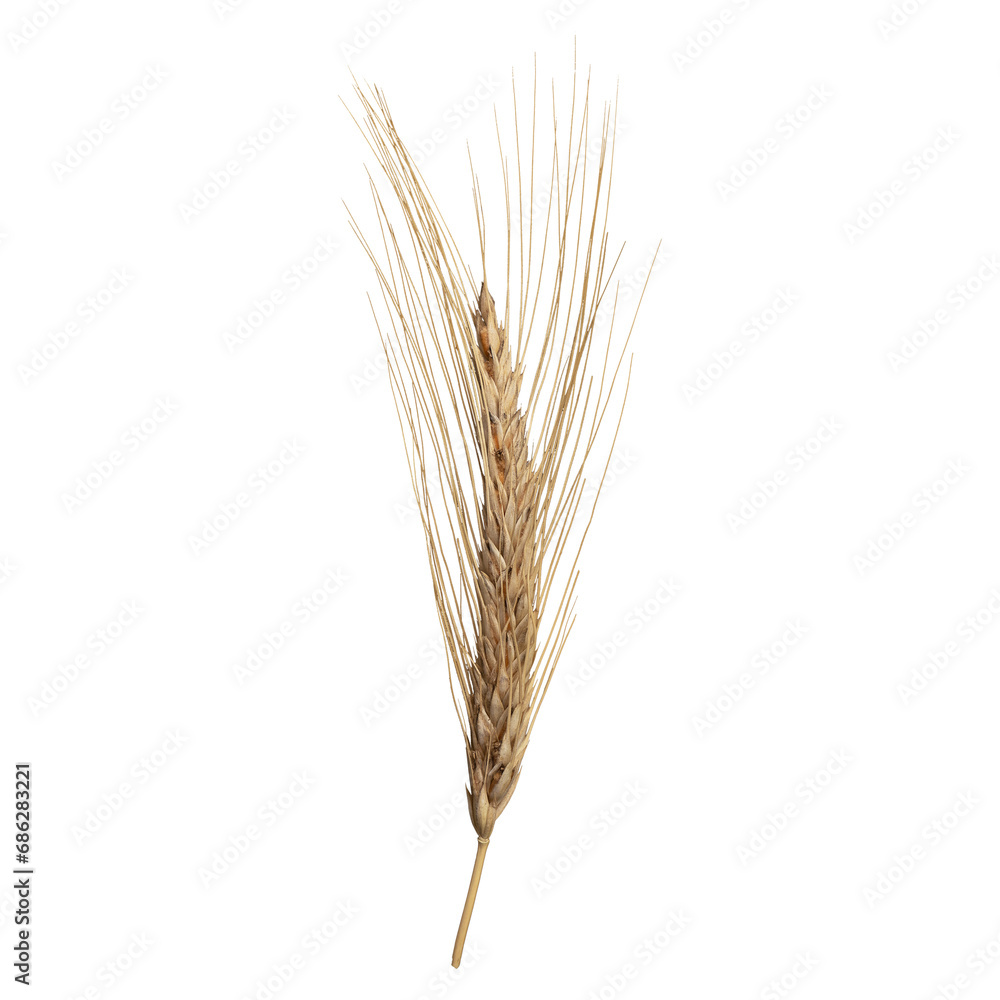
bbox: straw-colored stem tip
[452,838,489,968]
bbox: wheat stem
[451,837,489,968]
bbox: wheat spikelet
[346,53,654,966]
[468,278,536,841]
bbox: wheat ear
[346,55,654,966]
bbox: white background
[2,0,1000,997]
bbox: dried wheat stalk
[347,57,653,967]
